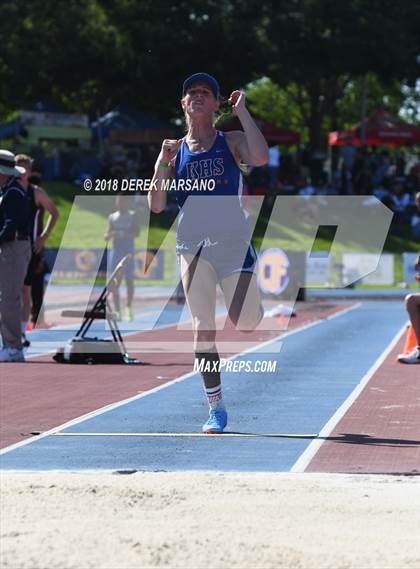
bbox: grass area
[44,181,418,286]
[44,181,176,250]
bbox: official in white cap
[0,150,32,362]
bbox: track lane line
[289,322,408,473]
[53,432,319,438]
[0,303,359,457]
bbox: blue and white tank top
[174,131,250,245]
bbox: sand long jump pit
[1,471,419,569]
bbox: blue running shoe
[202,408,228,434]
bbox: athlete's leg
[405,293,420,345]
[109,247,122,318]
[180,253,227,431]
[398,293,420,363]
[125,253,135,309]
[20,284,32,346]
[221,270,264,332]
[180,253,217,351]
[112,287,121,317]
[125,276,135,321]
[31,270,45,325]
[125,277,134,306]
[21,253,36,331]
[22,285,32,323]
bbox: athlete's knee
[193,323,216,351]
[405,293,420,311]
[232,304,264,332]
[195,329,216,340]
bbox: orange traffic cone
[400,323,418,356]
[278,314,286,324]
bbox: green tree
[258,0,420,150]
[245,74,412,146]
[1,0,419,136]
[0,0,127,117]
[0,0,269,119]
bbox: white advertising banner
[306,254,331,286]
[342,253,394,285]
[403,253,419,284]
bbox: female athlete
[148,72,269,433]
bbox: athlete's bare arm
[225,91,269,167]
[148,139,182,214]
[34,186,59,254]
[104,215,115,241]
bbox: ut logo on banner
[75,250,98,272]
[258,248,290,295]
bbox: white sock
[21,322,27,334]
[205,384,225,411]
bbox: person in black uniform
[28,169,46,329]
[0,150,31,362]
[15,155,58,345]
[28,167,50,327]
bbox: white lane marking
[53,432,318,438]
[290,323,408,473]
[0,303,359,457]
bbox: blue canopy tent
[91,106,177,144]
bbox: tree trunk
[307,79,324,154]
[327,78,339,177]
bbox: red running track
[2,301,418,475]
[306,333,420,475]
[0,301,346,450]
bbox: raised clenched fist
[228,90,246,115]
[160,139,183,162]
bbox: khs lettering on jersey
[185,158,224,179]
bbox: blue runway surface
[1,301,406,472]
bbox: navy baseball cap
[182,73,220,99]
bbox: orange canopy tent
[328,108,420,147]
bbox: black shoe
[22,333,31,348]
